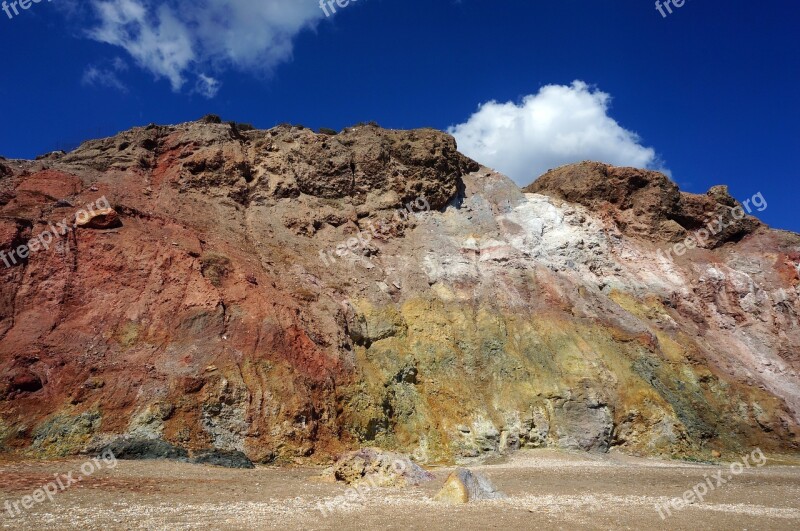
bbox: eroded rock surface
[0,120,798,463]
[525,161,762,246]
[327,447,434,487]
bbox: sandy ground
[1,449,799,530]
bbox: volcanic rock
[189,449,255,469]
[75,207,121,230]
[525,161,761,247]
[0,119,798,464]
[328,448,434,487]
[100,437,188,461]
[433,468,506,504]
[6,368,43,394]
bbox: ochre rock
[434,468,506,504]
[75,208,121,230]
[328,447,434,487]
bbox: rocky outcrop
[0,120,798,464]
[525,161,761,247]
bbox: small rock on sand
[434,468,506,504]
[76,208,121,229]
[328,447,434,487]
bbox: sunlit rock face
[0,121,798,463]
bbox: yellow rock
[434,468,505,504]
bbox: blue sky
[0,0,797,231]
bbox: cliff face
[1,120,798,463]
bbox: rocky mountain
[1,119,798,463]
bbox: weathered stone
[190,449,255,469]
[8,369,43,393]
[100,437,188,461]
[128,403,175,439]
[31,412,102,457]
[434,468,506,504]
[525,161,761,247]
[328,448,434,487]
[75,207,121,229]
[551,398,614,452]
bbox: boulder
[328,448,434,487]
[76,208,121,229]
[100,437,188,460]
[434,468,506,504]
[189,449,254,469]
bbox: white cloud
[88,0,195,90]
[448,81,668,186]
[82,57,130,93]
[86,0,327,95]
[194,74,221,99]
